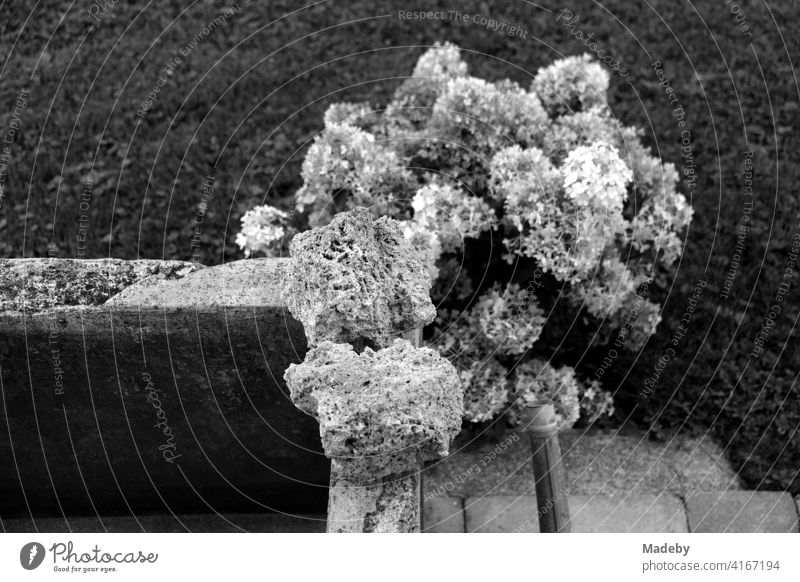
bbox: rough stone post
[282,207,435,350]
[286,340,461,532]
[283,208,463,532]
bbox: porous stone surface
[284,339,463,480]
[284,207,435,348]
[0,258,201,313]
[327,470,421,533]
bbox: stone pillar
[285,340,462,533]
[327,458,421,533]
[282,208,462,532]
[326,329,425,533]
[282,207,435,350]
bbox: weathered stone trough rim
[0,304,328,488]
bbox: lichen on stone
[284,207,435,349]
[0,258,201,313]
[284,339,462,479]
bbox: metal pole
[525,402,571,533]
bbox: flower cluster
[490,145,561,229]
[385,42,469,134]
[459,358,511,424]
[420,77,550,192]
[238,43,691,428]
[567,257,636,318]
[432,307,510,424]
[491,139,636,285]
[401,219,443,281]
[294,123,413,226]
[531,54,609,116]
[562,142,631,212]
[579,380,616,424]
[410,183,495,253]
[472,283,545,356]
[235,204,291,258]
[630,160,692,268]
[401,181,497,283]
[547,106,622,155]
[510,359,582,430]
[323,102,380,130]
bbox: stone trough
[0,258,329,520]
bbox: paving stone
[464,495,539,533]
[686,491,799,533]
[569,493,687,533]
[461,493,687,533]
[1,513,327,533]
[422,496,464,533]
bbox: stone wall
[0,258,328,518]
